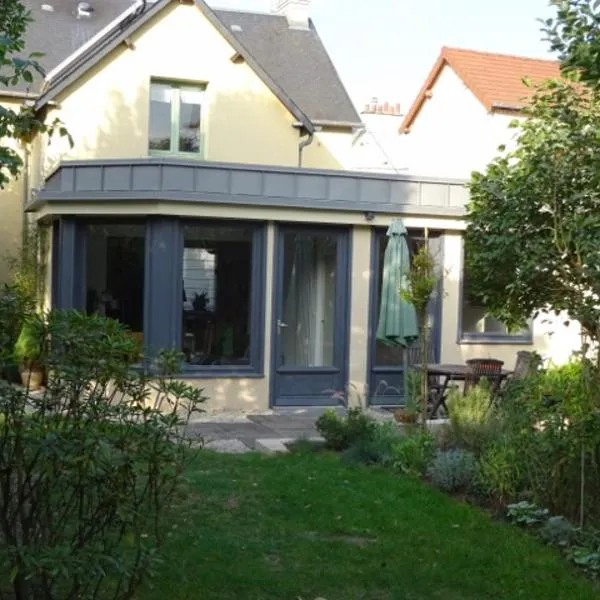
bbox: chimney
[272,0,310,30]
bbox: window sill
[149,150,204,160]
[458,335,533,346]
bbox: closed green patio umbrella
[376,220,418,396]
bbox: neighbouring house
[394,46,581,367]
[0,2,577,410]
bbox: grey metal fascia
[41,156,468,186]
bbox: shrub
[479,440,521,501]
[316,407,376,451]
[390,430,436,477]
[447,381,500,454]
[0,310,206,599]
[540,516,578,548]
[428,449,479,493]
[343,420,402,467]
[497,360,600,525]
[506,501,549,526]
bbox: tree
[402,241,438,426]
[466,77,600,346]
[544,0,600,86]
[0,0,69,189]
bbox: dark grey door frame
[367,228,444,406]
[270,224,351,407]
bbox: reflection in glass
[178,87,202,153]
[182,224,253,366]
[281,233,337,367]
[85,223,145,336]
[149,83,172,151]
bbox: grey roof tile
[18,0,136,91]
[214,9,361,125]
[12,0,360,126]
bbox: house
[399,46,561,178]
[397,46,580,367]
[0,2,576,410]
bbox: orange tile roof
[399,47,560,133]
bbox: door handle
[277,319,289,331]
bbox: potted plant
[14,316,45,390]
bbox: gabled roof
[214,9,361,126]
[15,0,359,129]
[400,47,560,133]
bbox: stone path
[185,407,395,454]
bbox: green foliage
[0,310,206,599]
[497,360,600,524]
[315,408,376,451]
[0,1,72,188]
[466,77,600,342]
[507,501,550,526]
[567,544,600,578]
[389,429,436,477]
[401,244,437,316]
[447,382,499,454]
[428,449,479,493]
[13,313,43,363]
[540,516,578,547]
[479,440,521,501]
[343,420,402,467]
[543,0,600,87]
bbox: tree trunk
[420,323,428,429]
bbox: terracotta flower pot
[19,363,44,391]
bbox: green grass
[143,451,597,600]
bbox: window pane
[85,223,145,336]
[182,224,253,366]
[178,86,202,153]
[149,83,172,151]
[461,273,530,337]
[281,232,337,367]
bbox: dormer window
[149,81,205,156]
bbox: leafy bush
[479,440,521,501]
[428,449,479,493]
[14,314,44,364]
[316,407,376,451]
[497,360,600,525]
[447,382,500,454]
[506,501,549,526]
[0,310,206,599]
[390,430,436,477]
[540,516,578,548]
[343,421,402,467]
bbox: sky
[207,0,557,111]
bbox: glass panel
[461,277,530,336]
[178,86,202,153]
[281,232,337,367]
[182,223,253,366]
[149,82,172,151]
[85,223,145,336]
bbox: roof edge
[33,0,315,133]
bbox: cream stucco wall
[402,65,521,179]
[42,2,345,175]
[0,98,27,284]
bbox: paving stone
[203,439,251,453]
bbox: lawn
[143,451,598,600]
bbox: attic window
[149,80,205,156]
[41,4,54,11]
